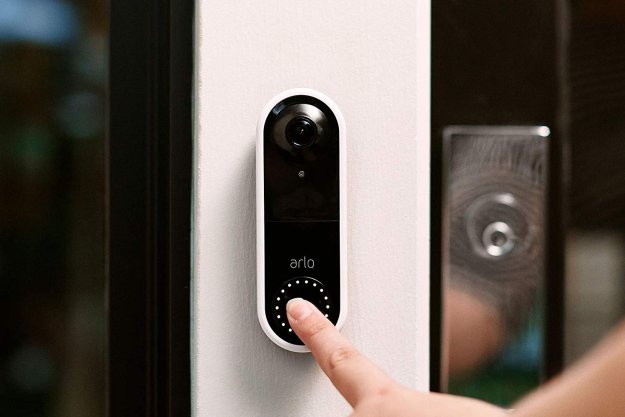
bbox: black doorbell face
[257,89,347,352]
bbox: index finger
[286,298,396,407]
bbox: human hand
[286,298,507,417]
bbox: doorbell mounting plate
[256,88,347,352]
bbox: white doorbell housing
[257,88,347,352]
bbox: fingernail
[286,298,313,321]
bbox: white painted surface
[192,1,431,415]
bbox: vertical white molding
[193,1,430,415]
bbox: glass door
[0,1,106,415]
[0,0,194,415]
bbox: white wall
[192,1,431,415]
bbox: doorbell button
[271,277,335,345]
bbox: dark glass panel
[0,0,106,415]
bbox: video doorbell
[256,89,347,352]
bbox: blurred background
[435,0,625,406]
[0,0,624,415]
[0,0,106,415]
[564,0,625,365]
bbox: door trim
[107,0,193,415]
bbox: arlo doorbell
[257,89,347,352]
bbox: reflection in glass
[0,0,105,415]
[442,128,547,406]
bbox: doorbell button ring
[272,277,334,344]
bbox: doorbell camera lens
[285,116,317,148]
[268,102,330,152]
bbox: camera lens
[285,116,317,148]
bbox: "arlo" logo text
[290,256,315,269]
